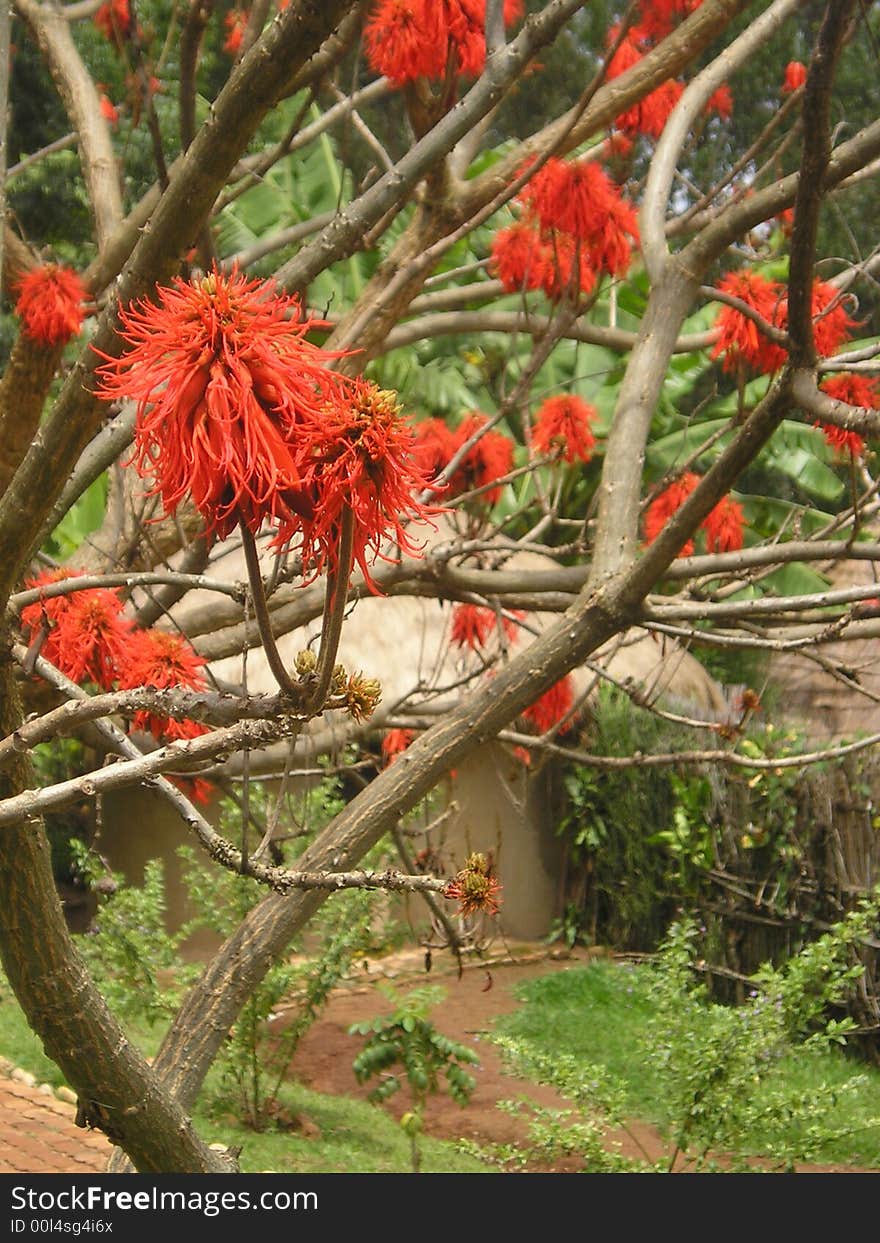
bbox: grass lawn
[495,959,880,1169]
[0,977,487,1174]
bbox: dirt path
[284,945,875,1173]
[284,945,666,1170]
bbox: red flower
[706,84,733,119]
[522,675,575,735]
[633,0,702,43]
[490,222,549,295]
[532,394,596,464]
[710,270,787,375]
[445,852,501,917]
[643,471,701,557]
[364,0,447,83]
[448,413,515,504]
[817,376,875,458]
[96,267,351,539]
[821,372,879,409]
[117,628,209,741]
[94,0,133,43]
[21,572,132,690]
[172,776,214,805]
[278,380,438,590]
[821,423,865,458]
[449,602,520,652]
[223,9,248,55]
[782,61,807,93]
[14,265,87,346]
[381,728,414,766]
[810,279,854,359]
[608,38,684,142]
[703,496,745,554]
[521,158,638,279]
[540,233,597,301]
[363,0,522,84]
[413,417,457,480]
[98,90,120,125]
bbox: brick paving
[0,1075,111,1173]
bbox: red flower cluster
[14,265,87,347]
[447,413,515,504]
[782,61,807,93]
[711,271,854,376]
[817,374,878,459]
[381,727,414,766]
[491,155,639,299]
[276,380,437,589]
[96,267,351,540]
[607,33,684,140]
[20,571,212,750]
[706,84,733,120]
[445,852,501,917]
[632,0,702,43]
[224,9,247,55]
[521,674,575,735]
[710,270,787,375]
[521,158,639,277]
[20,571,131,690]
[99,93,120,125]
[117,628,209,741]
[413,417,457,480]
[532,394,597,464]
[702,495,745,554]
[644,473,745,558]
[490,224,596,301]
[449,603,521,652]
[364,0,523,84]
[94,0,133,43]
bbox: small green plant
[350,984,479,1173]
[486,1035,655,1171]
[79,858,192,1025]
[645,893,880,1171]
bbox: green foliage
[645,899,880,1170]
[350,983,479,1172]
[80,860,192,1026]
[496,897,880,1171]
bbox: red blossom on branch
[816,374,877,458]
[710,270,788,375]
[703,496,745,554]
[278,380,438,590]
[116,628,209,741]
[521,158,639,277]
[445,852,502,917]
[413,417,457,480]
[810,280,855,359]
[706,84,733,119]
[14,265,87,347]
[490,221,550,294]
[643,471,701,557]
[521,674,575,735]
[381,728,414,766]
[363,0,522,85]
[21,572,132,690]
[95,267,351,539]
[782,60,807,93]
[94,0,134,44]
[223,10,248,55]
[532,394,597,463]
[449,602,520,652]
[448,413,515,504]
